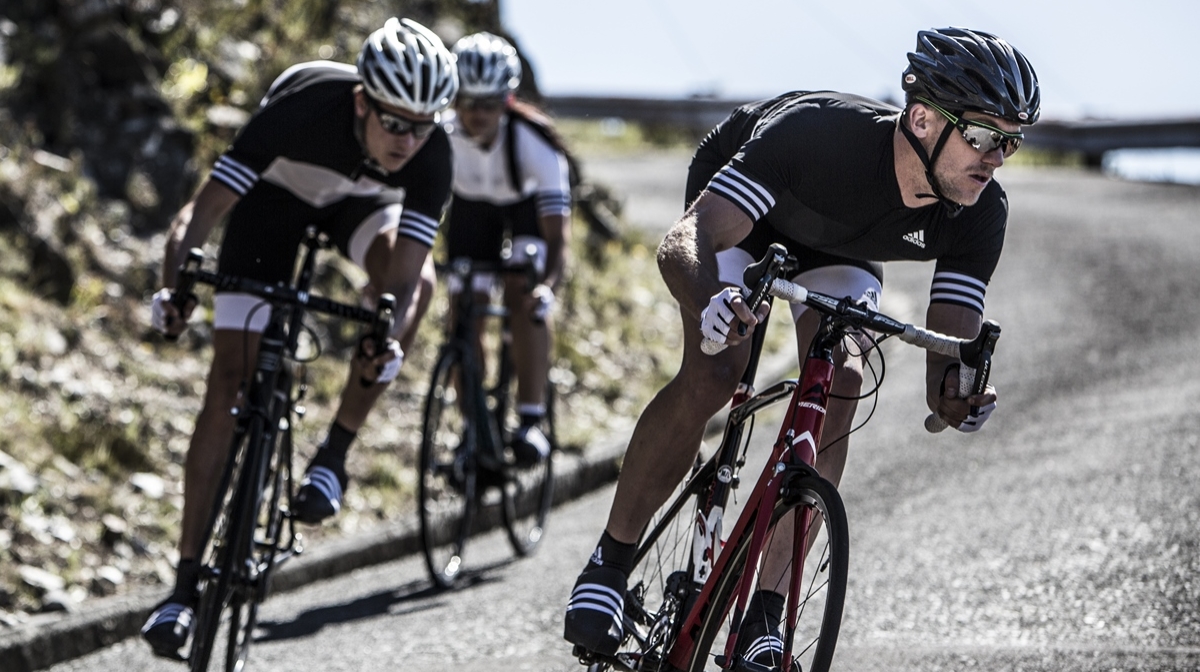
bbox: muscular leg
[604,303,753,544]
[505,276,550,407]
[178,329,261,560]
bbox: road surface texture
[35,163,1200,671]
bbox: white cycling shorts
[716,247,882,324]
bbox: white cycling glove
[375,340,405,384]
[532,285,556,322]
[956,399,997,433]
[699,287,741,344]
[150,288,174,334]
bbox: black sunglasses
[918,97,1024,158]
[364,95,438,138]
[457,95,507,112]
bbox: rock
[18,566,64,594]
[0,457,38,498]
[92,565,125,596]
[100,513,127,545]
[130,472,165,499]
[38,589,74,613]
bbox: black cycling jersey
[692,91,1008,314]
[209,61,453,284]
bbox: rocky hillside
[0,0,682,623]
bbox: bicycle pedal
[572,645,639,671]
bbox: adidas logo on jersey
[903,230,926,248]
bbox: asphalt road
[44,162,1200,671]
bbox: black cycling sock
[745,589,786,632]
[519,411,544,427]
[173,558,200,601]
[586,530,637,576]
[309,422,355,486]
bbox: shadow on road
[253,558,516,643]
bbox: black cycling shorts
[444,195,541,262]
[217,182,405,284]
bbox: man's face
[356,91,437,173]
[926,107,1022,207]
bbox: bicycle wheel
[189,426,259,672]
[498,371,555,556]
[224,461,282,672]
[685,475,848,672]
[586,462,711,672]
[419,347,477,589]
[500,412,554,555]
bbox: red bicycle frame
[667,314,841,671]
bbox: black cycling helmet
[902,27,1040,124]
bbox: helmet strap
[899,108,964,218]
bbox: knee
[673,358,743,412]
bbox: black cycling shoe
[510,424,550,467]
[293,464,346,524]
[141,595,196,660]
[736,615,786,671]
[563,565,626,656]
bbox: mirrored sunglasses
[365,95,438,138]
[920,97,1024,158]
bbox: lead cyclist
[564,27,1040,668]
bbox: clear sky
[501,0,1200,122]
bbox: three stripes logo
[903,229,926,248]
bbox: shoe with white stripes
[736,617,785,670]
[563,565,626,655]
[293,464,345,524]
[141,596,195,660]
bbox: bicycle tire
[685,475,848,672]
[588,462,710,672]
[419,347,477,589]
[497,362,555,557]
[225,370,294,672]
[188,423,260,672]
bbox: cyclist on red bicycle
[141,17,458,659]
[565,27,1040,666]
[441,32,571,465]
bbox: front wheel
[686,475,848,672]
[419,347,477,589]
[189,421,260,672]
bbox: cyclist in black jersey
[141,18,458,660]
[565,27,1041,665]
[443,32,571,464]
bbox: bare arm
[536,212,569,291]
[657,191,754,322]
[370,233,431,341]
[162,179,239,288]
[925,302,997,425]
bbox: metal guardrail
[543,95,1200,164]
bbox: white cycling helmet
[357,17,458,115]
[452,31,522,98]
